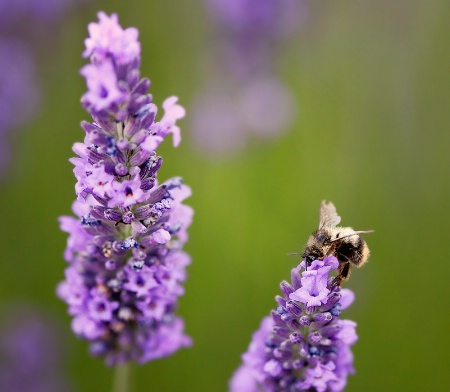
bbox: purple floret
[80,60,127,112]
[57,12,192,365]
[229,256,358,392]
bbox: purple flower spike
[190,0,305,158]
[0,38,39,176]
[57,12,192,365]
[0,306,72,392]
[229,255,359,392]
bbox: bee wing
[319,201,341,229]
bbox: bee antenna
[330,230,374,243]
[287,252,308,270]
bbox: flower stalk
[113,364,130,392]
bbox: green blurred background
[1,0,450,391]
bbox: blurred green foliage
[1,0,449,391]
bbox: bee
[302,201,373,289]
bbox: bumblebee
[302,201,372,288]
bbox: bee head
[302,230,332,267]
[302,246,323,266]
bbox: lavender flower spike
[57,12,192,365]
[229,256,358,392]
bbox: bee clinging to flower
[302,201,373,288]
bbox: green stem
[113,363,131,392]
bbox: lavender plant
[0,0,89,177]
[190,0,305,158]
[57,12,192,365]
[0,38,38,176]
[204,0,303,79]
[0,305,72,392]
[229,256,358,392]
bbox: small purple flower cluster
[230,256,358,392]
[0,38,39,177]
[57,12,192,365]
[0,0,86,33]
[190,0,305,157]
[205,0,303,79]
[0,0,89,177]
[0,306,71,392]
[0,0,72,25]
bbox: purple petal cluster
[0,0,89,177]
[0,38,39,176]
[205,0,303,78]
[230,256,358,392]
[57,12,192,365]
[0,306,71,392]
[190,0,305,158]
[0,0,86,28]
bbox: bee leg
[329,275,343,290]
[329,262,351,290]
[341,262,352,282]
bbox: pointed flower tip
[83,11,140,64]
